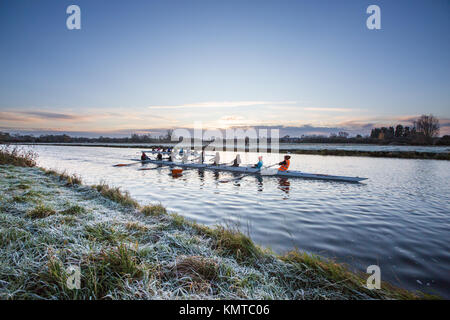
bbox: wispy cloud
[0,112,28,122]
[302,107,360,113]
[2,106,449,137]
[148,101,297,109]
[18,111,83,120]
[0,111,85,122]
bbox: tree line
[0,130,175,144]
[1,115,448,146]
[282,115,448,145]
[369,114,443,144]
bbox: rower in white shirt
[212,152,220,166]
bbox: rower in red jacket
[278,155,291,172]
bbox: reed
[0,145,37,167]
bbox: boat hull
[132,159,368,182]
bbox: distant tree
[436,135,450,146]
[0,132,11,142]
[62,134,71,143]
[415,114,440,140]
[403,126,410,137]
[395,124,404,137]
[338,131,349,138]
[387,127,395,139]
[380,127,389,140]
[370,128,381,139]
[356,134,362,139]
[166,129,174,141]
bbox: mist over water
[22,144,450,298]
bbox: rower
[141,152,150,161]
[278,155,291,172]
[169,149,177,162]
[197,149,205,164]
[231,154,242,167]
[212,152,220,166]
[156,153,163,161]
[181,152,189,163]
[253,156,263,169]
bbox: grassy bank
[0,149,432,299]
[284,149,450,160]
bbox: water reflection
[197,170,205,188]
[278,178,291,198]
[256,175,264,192]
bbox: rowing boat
[142,150,196,155]
[142,150,172,155]
[131,158,368,182]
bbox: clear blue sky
[0,0,449,136]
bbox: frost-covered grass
[0,164,430,300]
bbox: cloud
[302,107,359,112]
[2,107,449,137]
[148,101,297,109]
[0,111,86,122]
[0,112,28,122]
[18,111,83,120]
[3,118,450,138]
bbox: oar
[262,163,280,170]
[138,166,161,171]
[218,163,279,183]
[113,162,143,167]
[138,161,191,172]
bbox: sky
[0,0,449,137]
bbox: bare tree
[415,114,440,139]
[166,129,174,141]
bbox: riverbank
[0,150,434,299]
[285,149,450,160]
[8,143,450,160]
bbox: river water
[20,144,450,298]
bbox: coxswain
[278,155,291,172]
